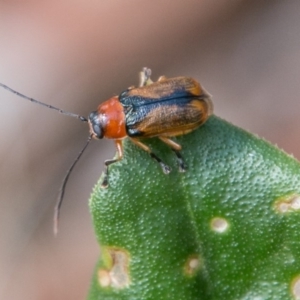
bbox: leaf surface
[88,116,300,300]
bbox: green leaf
[88,115,300,300]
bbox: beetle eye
[88,111,98,122]
[88,111,103,139]
[93,124,103,139]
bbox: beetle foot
[101,172,109,188]
[177,157,187,172]
[178,162,187,173]
[139,67,153,86]
[161,163,171,174]
[171,149,187,173]
[150,153,171,174]
[101,178,109,188]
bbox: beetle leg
[130,138,171,174]
[101,140,124,188]
[157,75,167,82]
[139,67,153,87]
[159,137,187,172]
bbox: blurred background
[0,1,300,299]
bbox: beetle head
[88,111,104,139]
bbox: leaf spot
[98,269,111,287]
[98,248,130,289]
[184,255,201,276]
[291,275,300,299]
[210,217,229,233]
[274,194,300,213]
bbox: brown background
[1,1,300,299]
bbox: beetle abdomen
[126,96,212,137]
[119,76,213,137]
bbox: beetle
[89,68,213,187]
[0,68,213,233]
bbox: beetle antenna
[54,135,92,235]
[0,82,88,122]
